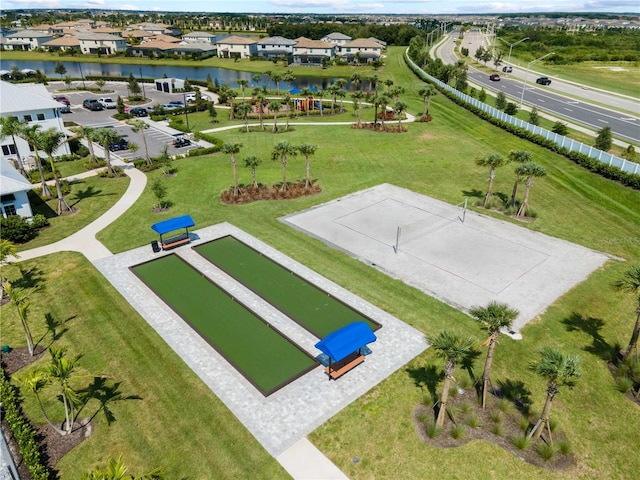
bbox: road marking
[597,118,607,123]
[564,108,573,112]
[622,117,637,122]
[566,101,579,105]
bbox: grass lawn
[18,175,129,251]
[3,46,639,478]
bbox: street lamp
[183,92,190,131]
[498,37,529,64]
[139,67,146,100]
[519,52,555,108]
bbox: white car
[185,93,197,102]
[98,97,117,109]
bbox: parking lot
[47,81,202,160]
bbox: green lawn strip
[194,236,379,338]
[19,175,129,251]
[1,253,285,479]
[131,254,317,395]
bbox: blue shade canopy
[289,87,301,94]
[315,322,377,362]
[151,215,195,235]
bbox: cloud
[584,0,640,7]
[3,0,61,8]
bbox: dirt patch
[418,132,438,141]
[220,182,322,205]
[413,389,576,471]
[1,346,46,375]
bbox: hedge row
[186,133,224,157]
[404,52,640,190]
[0,371,50,480]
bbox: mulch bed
[220,182,322,205]
[413,389,576,471]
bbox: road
[435,30,640,145]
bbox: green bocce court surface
[193,236,381,338]
[131,254,318,396]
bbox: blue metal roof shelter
[315,321,377,363]
[151,215,195,250]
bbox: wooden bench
[161,235,191,250]
[325,354,365,380]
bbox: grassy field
[2,46,639,478]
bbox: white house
[321,32,352,45]
[293,37,335,65]
[337,38,383,63]
[3,29,54,50]
[215,35,257,59]
[182,31,218,44]
[0,81,70,172]
[0,157,34,218]
[256,36,296,59]
[77,33,127,55]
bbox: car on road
[98,97,117,109]
[536,77,552,85]
[129,107,148,117]
[185,93,197,102]
[502,66,513,73]
[53,95,70,105]
[108,137,129,152]
[489,74,501,81]
[83,98,104,111]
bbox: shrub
[30,213,49,229]
[548,418,559,433]
[517,416,530,432]
[511,434,531,450]
[459,401,473,414]
[0,215,37,243]
[535,442,558,461]
[497,398,512,413]
[615,376,634,393]
[490,410,503,424]
[84,159,107,170]
[465,414,481,428]
[558,440,572,455]
[491,424,504,436]
[451,425,466,439]
[426,423,441,438]
[98,166,124,177]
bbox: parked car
[489,74,501,81]
[58,104,71,114]
[172,134,191,148]
[169,100,185,107]
[108,137,129,152]
[129,107,148,117]
[185,93,197,102]
[162,103,180,111]
[83,98,104,111]
[98,97,117,109]
[53,95,70,105]
[536,77,552,85]
[502,66,513,73]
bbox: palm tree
[283,70,295,92]
[272,73,282,95]
[236,79,249,99]
[470,301,519,409]
[297,143,317,188]
[39,127,72,214]
[369,74,379,93]
[507,150,532,207]
[18,369,66,435]
[614,265,640,363]
[350,72,362,91]
[529,348,581,441]
[271,141,296,191]
[222,142,242,197]
[430,330,475,427]
[377,94,390,130]
[475,153,508,208]
[81,454,163,479]
[252,74,261,88]
[336,88,346,113]
[282,93,293,129]
[0,116,26,172]
[394,101,407,129]
[418,85,436,118]
[351,91,364,127]
[267,100,282,132]
[515,162,546,218]
[328,84,339,114]
[252,88,266,129]
[388,85,405,104]
[18,124,51,197]
[72,125,98,164]
[244,155,262,189]
[93,127,121,176]
[314,89,325,116]
[48,346,82,434]
[127,119,151,165]
[2,281,35,355]
[235,102,252,133]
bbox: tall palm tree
[47,346,82,434]
[475,152,508,208]
[515,162,547,218]
[271,141,296,191]
[282,93,293,129]
[336,88,346,113]
[507,150,532,207]
[127,119,151,165]
[418,85,436,118]
[267,100,282,132]
[430,330,475,427]
[0,116,26,172]
[297,143,317,188]
[252,74,261,88]
[252,88,266,129]
[222,142,242,197]
[2,281,35,355]
[470,301,519,409]
[369,73,379,93]
[377,94,390,130]
[93,127,121,176]
[350,72,362,91]
[272,73,282,95]
[351,91,364,127]
[244,155,262,189]
[283,70,295,92]
[529,348,581,441]
[614,265,640,363]
[328,84,339,114]
[394,101,407,129]
[72,125,98,164]
[314,89,325,116]
[18,370,66,435]
[388,85,405,104]
[235,102,252,133]
[39,127,72,214]
[236,79,249,99]
[18,124,51,197]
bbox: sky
[2,0,639,14]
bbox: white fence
[405,51,640,176]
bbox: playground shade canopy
[151,214,195,235]
[315,322,377,363]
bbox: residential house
[337,38,383,63]
[292,37,335,65]
[0,157,34,219]
[321,32,352,45]
[182,31,217,44]
[0,81,70,172]
[42,35,81,52]
[3,29,54,50]
[256,36,296,60]
[92,27,124,37]
[215,35,257,58]
[77,33,127,55]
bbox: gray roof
[0,81,62,114]
[183,31,215,38]
[0,158,33,195]
[76,33,125,41]
[323,32,351,40]
[257,36,296,46]
[6,29,52,38]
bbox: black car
[489,74,501,81]
[172,135,191,148]
[83,99,104,111]
[129,107,148,117]
[536,77,552,85]
[108,138,129,152]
